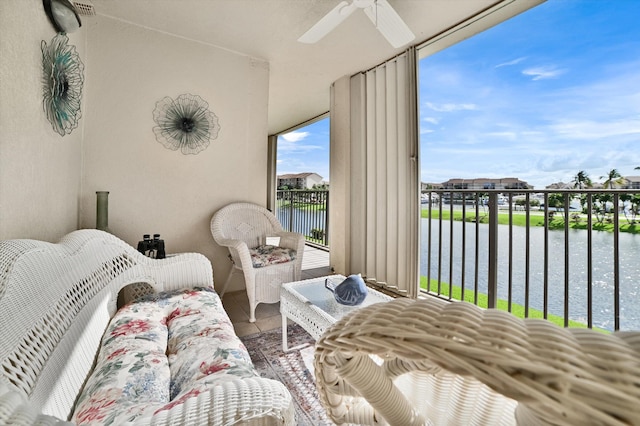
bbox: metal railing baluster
[487,193,498,309]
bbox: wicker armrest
[0,383,73,426]
[314,297,640,426]
[145,377,295,425]
[215,238,254,268]
[144,252,213,291]
[275,231,304,251]
[0,377,294,426]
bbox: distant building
[421,182,443,192]
[623,176,640,189]
[277,172,323,189]
[440,177,531,190]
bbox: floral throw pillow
[72,287,257,425]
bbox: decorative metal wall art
[152,93,220,155]
[41,33,84,136]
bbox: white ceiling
[88,0,520,134]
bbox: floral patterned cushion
[249,245,296,268]
[71,287,257,426]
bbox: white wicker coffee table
[280,275,393,351]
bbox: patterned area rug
[240,324,335,425]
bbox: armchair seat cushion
[249,245,296,268]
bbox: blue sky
[277,116,330,180]
[278,0,640,189]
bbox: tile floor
[222,245,332,337]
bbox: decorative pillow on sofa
[163,289,257,400]
[72,287,257,426]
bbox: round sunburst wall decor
[41,33,84,136]
[152,93,220,155]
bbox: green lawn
[421,208,639,234]
[277,200,327,211]
[420,277,604,330]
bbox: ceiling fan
[298,0,415,48]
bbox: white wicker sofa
[0,230,294,425]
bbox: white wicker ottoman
[280,275,393,350]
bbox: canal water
[277,208,327,240]
[421,218,640,331]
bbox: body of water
[276,208,327,240]
[421,218,640,331]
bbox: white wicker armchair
[211,202,305,322]
[314,297,640,426]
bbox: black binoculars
[137,234,166,259]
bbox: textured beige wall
[0,0,86,241]
[81,15,269,292]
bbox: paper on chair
[265,236,280,246]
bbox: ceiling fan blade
[363,0,415,48]
[298,1,357,44]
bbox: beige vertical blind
[349,48,419,298]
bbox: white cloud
[278,130,322,154]
[522,66,566,80]
[547,118,640,140]
[277,143,323,153]
[495,57,527,68]
[423,117,439,124]
[280,131,309,142]
[425,102,477,112]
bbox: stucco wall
[0,0,86,241]
[81,15,270,292]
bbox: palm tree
[601,168,625,189]
[572,170,592,189]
